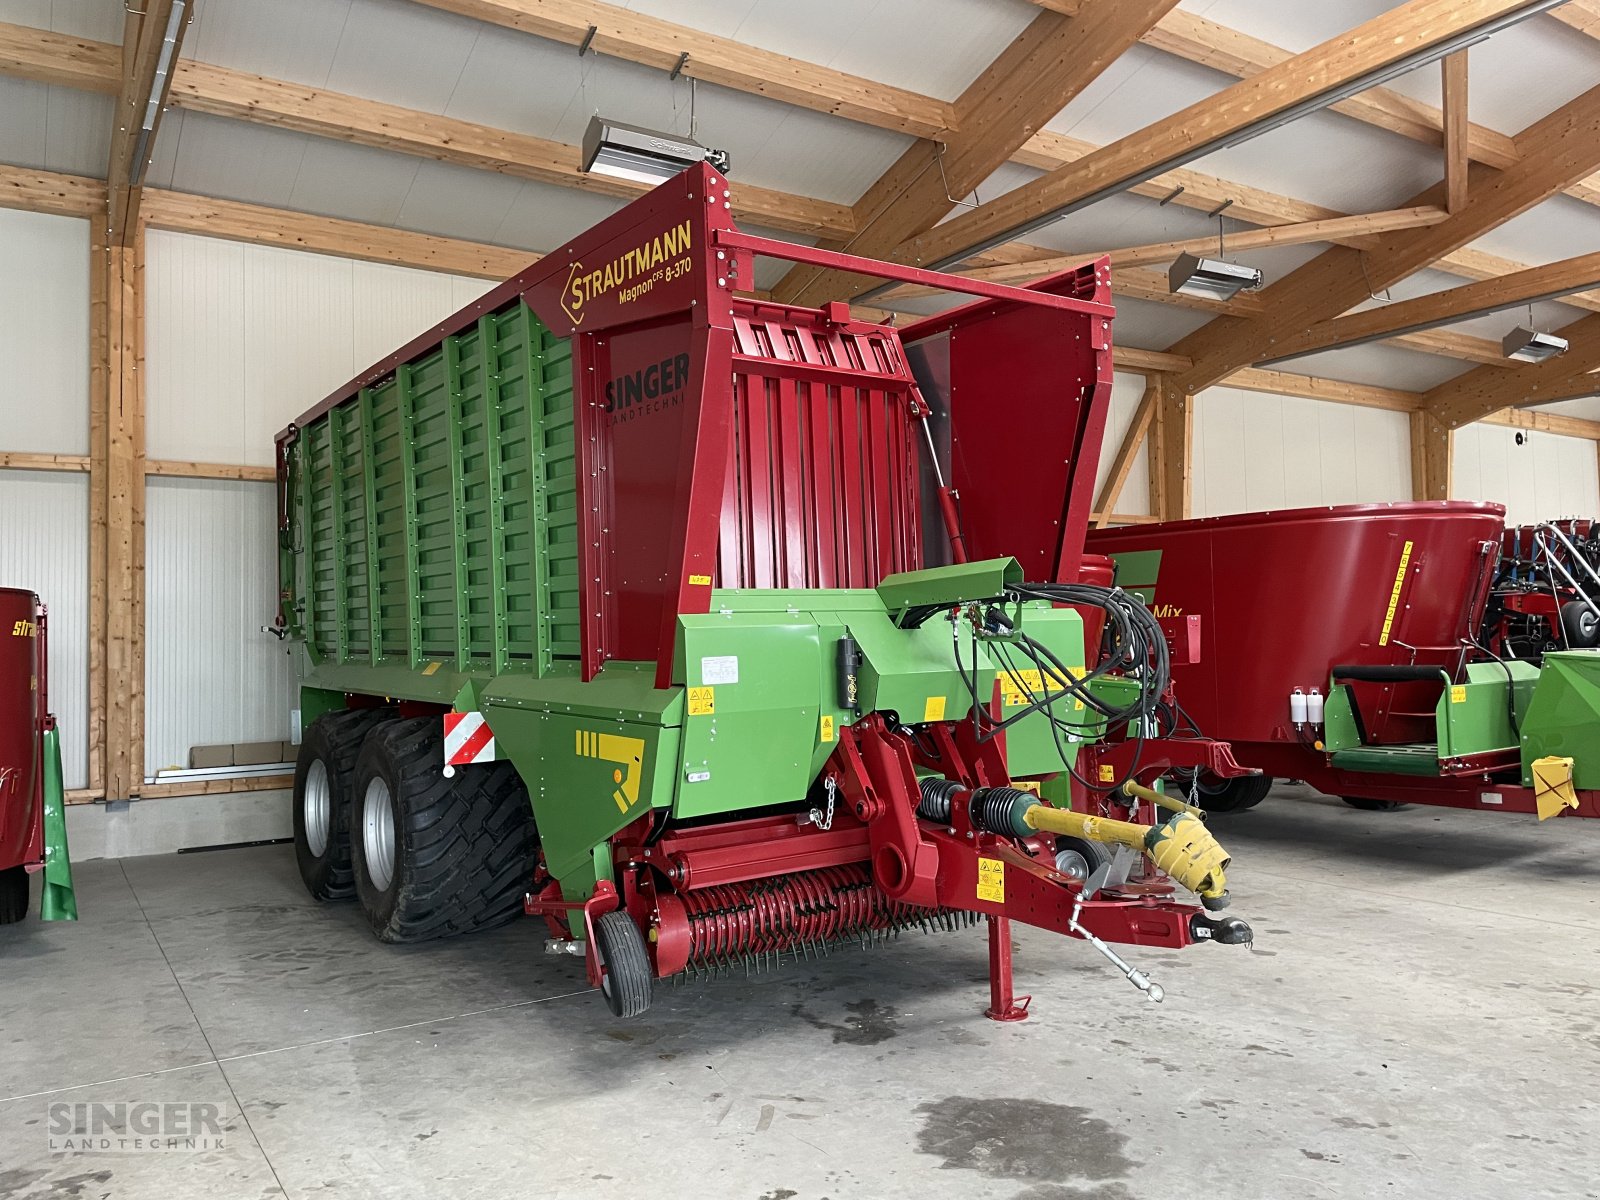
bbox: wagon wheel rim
[363,778,396,891]
[303,759,331,858]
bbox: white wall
[140,231,496,777]
[143,478,299,773]
[1191,384,1413,517]
[0,210,91,788]
[1091,372,1153,516]
[145,230,496,466]
[1452,423,1600,525]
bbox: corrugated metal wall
[0,209,91,789]
[0,472,89,790]
[0,209,89,454]
[145,230,495,466]
[1453,424,1600,525]
[142,231,495,770]
[1192,384,1413,517]
[144,478,298,772]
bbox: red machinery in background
[1481,518,1600,660]
[1084,502,1590,816]
[0,588,47,922]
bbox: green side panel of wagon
[283,300,580,681]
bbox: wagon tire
[351,716,539,943]
[593,909,653,1019]
[0,865,29,924]
[1182,772,1272,814]
[1342,797,1403,812]
[293,707,392,901]
[1560,600,1600,648]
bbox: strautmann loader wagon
[274,165,1254,1020]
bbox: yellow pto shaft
[1022,800,1232,908]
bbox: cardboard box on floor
[233,741,292,766]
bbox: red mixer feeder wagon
[1088,502,1600,820]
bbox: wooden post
[87,218,109,793]
[1410,410,1454,500]
[1147,377,1192,521]
[102,224,146,800]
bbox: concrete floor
[3,783,1599,1200]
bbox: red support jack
[984,915,1030,1022]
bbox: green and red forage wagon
[274,165,1253,1019]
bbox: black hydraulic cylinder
[837,632,861,713]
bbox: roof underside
[1,0,1597,412]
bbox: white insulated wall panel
[1192,385,1412,518]
[1452,424,1600,526]
[1091,372,1152,517]
[0,209,89,454]
[0,471,89,790]
[145,231,497,466]
[144,477,297,776]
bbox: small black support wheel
[1560,600,1600,648]
[1342,797,1404,812]
[1052,837,1111,885]
[351,716,539,944]
[592,909,653,1019]
[293,707,392,901]
[0,864,29,924]
[1185,772,1273,814]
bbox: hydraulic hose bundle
[951,581,1175,791]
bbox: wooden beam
[146,459,275,482]
[1,454,286,482]
[1225,367,1422,413]
[1427,315,1600,427]
[1029,0,1084,13]
[772,0,1182,306]
[1114,346,1190,374]
[1442,52,1470,214]
[1482,406,1600,440]
[0,161,104,219]
[900,0,1552,274]
[1089,513,1161,526]
[409,0,954,138]
[107,1,190,243]
[1171,81,1600,394]
[0,452,90,472]
[0,21,119,92]
[138,773,294,800]
[1267,250,1600,362]
[141,189,535,279]
[168,62,852,240]
[1389,328,1511,367]
[1093,380,1158,526]
[1549,0,1600,40]
[1411,410,1454,499]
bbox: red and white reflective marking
[443,711,496,776]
